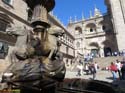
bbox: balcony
[85,29,115,38]
[75,34,83,39]
[85,31,105,38]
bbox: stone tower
[105,0,125,51]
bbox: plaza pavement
[65,69,114,83]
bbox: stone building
[48,14,75,66]
[67,6,118,58]
[0,0,75,71]
[0,0,31,53]
[105,0,125,52]
[67,0,125,59]
[0,0,31,71]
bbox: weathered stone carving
[2,25,65,92]
[1,0,65,92]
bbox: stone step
[93,56,124,68]
[69,56,125,71]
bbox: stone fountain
[0,0,124,93]
[1,0,65,93]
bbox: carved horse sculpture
[40,26,64,59]
[33,26,65,81]
[6,25,64,63]
[6,26,34,61]
[2,26,65,86]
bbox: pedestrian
[90,54,93,62]
[94,62,99,72]
[84,63,89,75]
[115,60,122,80]
[121,63,125,80]
[89,63,96,80]
[109,62,118,81]
[84,54,87,62]
[76,63,83,76]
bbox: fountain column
[24,0,55,30]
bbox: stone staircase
[0,56,124,72]
[93,56,125,68]
[68,56,125,71]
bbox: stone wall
[106,0,125,51]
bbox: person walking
[109,62,118,81]
[89,63,96,80]
[76,63,83,76]
[84,63,89,75]
[94,62,99,72]
[115,60,122,80]
[121,63,125,80]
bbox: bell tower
[105,0,125,51]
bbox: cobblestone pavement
[65,70,114,83]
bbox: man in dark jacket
[89,63,96,80]
[121,63,125,80]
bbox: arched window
[0,42,9,59]
[102,25,106,31]
[0,20,8,32]
[86,23,96,32]
[90,28,93,32]
[99,20,107,32]
[75,26,82,35]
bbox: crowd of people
[76,58,125,81]
[108,60,125,81]
[76,62,99,80]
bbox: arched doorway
[89,42,100,57]
[104,47,112,57]
[91,49,99,57]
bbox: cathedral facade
[67,0,125,59]
[67,6,118,58]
